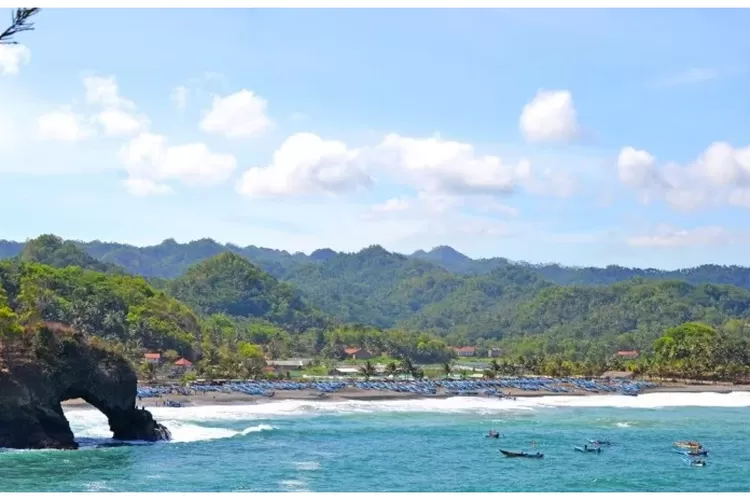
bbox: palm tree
[442,362,453,378]
[1,8,40,45]
[489,359,501,378]
[400,357,418,378]
[359,360,377,381]
[384,361,399,377]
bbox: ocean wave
[294,460,321,471]
[61,391,750,445]
[64,409,277,445]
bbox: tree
[1,8,40,45]
[384,361,398,377]
[359,360,377,380]
[442,361,452,377]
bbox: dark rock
[0,324,171,450]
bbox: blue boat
[574,445,601,454]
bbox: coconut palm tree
[442,362,453,378]
[359,360,377,381]
[384,361,399,377]
[1,8,40,45]
[400,357,418,378]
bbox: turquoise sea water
[2,392,750,492]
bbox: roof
[616,350,640,357]
[454,346,476,353]
[602,370,635,379]
[333,367,360,374]
[344,347,362,355]
[267,359,312,367]
[174,358,193,366]
[144,353,161,360]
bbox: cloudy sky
[2,8,750,268]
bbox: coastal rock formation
[0,323,170,450]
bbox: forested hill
[4,235,750,361]
[2,237,750,291]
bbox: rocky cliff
[0,323,171,450]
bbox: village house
[173,358,193,373]
[344,347,373,360]
[487,348,503,358]
[266,359,313,373]
[329,366,361,377]
[615,350,640,360]
[143,352,162,364]
[453,346,476,357]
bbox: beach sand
[60,382,750,409]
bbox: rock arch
[0,325,170,450]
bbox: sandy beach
[60,382,750,409]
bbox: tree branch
[0,8,40,45]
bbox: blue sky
[2,8,750,269]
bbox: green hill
[168,252,327,332]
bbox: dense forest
[3,234,750,381]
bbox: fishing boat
[574,446,601,453]
[499,449,544,459]
[682,456,707,467]
[589,439,612,446]
[678,449,709,457]
[674,441,702,449]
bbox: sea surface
[2,392,750,492]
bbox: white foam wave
[64,408,276,445]
[61,391,750,445]
[241,424,274,435]
[279,479,309,492]
[616,422,631,428]
[294,461,321,471]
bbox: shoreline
[61,383,750,409]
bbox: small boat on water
[674,441,702,449]
[499,449,544,459]
[574,445,602,454]
[677,449,709,457]
[589,439,612,446]
[682,456,707,467]
[486,432,501,439]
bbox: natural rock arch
[0,324,170,450]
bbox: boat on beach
[499,449,544,459]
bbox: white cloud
[96,107,148,137]
[123,178,173,197]
[0,44,30,76]
[120,132,237,192]
[83,75,135,109]
[519,90,580,143]
[372,197,411,213]
[200,89,272,139]
[618,146,658,189]
[627,224,748,247]
[654,68,720,88]
[237,132,371,198]
[474,198,520,217]
[37,109,93,142]
[171,86,188,111]
[618,142,750,210]
[375,134,532,196]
